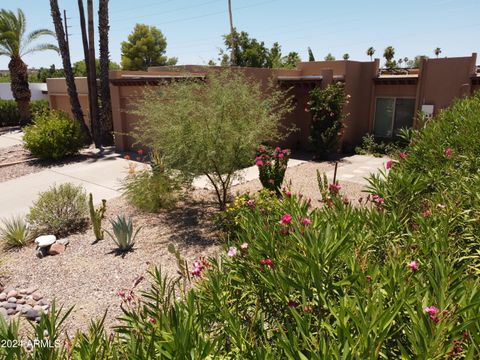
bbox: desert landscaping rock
[36,247,49,259]
[35,235,56,248]
[32,292,43,301]
[25,309,39,321]
[0,287,50,321]
[48,243,66,255]
[57,239,69,246]
[0,293,5,301]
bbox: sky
[0,0,479,69]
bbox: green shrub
[0,216,33,249]
[27,183,88,237]
[121,155,179,212]
[131,70,293,210]
[23,110,85,160]
[355,133,402,156]
[308,82,348,159]
[0,99,49,127]
[106,215,141,253]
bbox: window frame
[373,96,416,138]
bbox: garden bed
[0,195,220,335]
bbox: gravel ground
[0,157,370,337]
[0,195,221,336]
[233,159,369,207]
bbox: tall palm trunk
[228,0,236,66]
[87,0,101,147]
[98,0,114,145]
[8,56,31,126]
[49,0,91,143]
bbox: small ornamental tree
[256,145,290,194]
[131,70,293,210]
[308,82,348,159]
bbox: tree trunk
[87,0,101,147]
[98,0,114,145]
[77,0,97,145]
[228,0,236,66]
[8,56,31,126]
[49,0,92,143]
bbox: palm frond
[21,28,56,50]
[21,43,59,57]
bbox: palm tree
[383,46,395,69]
[343,53,350,60]
[434,47,442,58]
[98,0,114,145]
[0,9,58,126]
[50,0,91,142]
[366,47,375,60]
[228,0,236,66]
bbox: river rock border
[0,286,50,322]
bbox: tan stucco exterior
[47,53,479,152]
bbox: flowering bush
[256,145,290,194]
[2,92,480,359]
[308,82,348,159]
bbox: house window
[374,97,415,138]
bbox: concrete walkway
[325,155,388,185]
[0,153,132,219]
[192,158,307,190]
[0,130,23,149]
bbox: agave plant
[0,216,33,249]
[105,215,141,253]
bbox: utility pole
[63,9,70,51]
[228,0,236,66]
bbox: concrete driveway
[0,152,132,219]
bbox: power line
[109,0,279,33]
[110,0,224,24]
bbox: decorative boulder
[35,235,56,248]
[48,243,65,256]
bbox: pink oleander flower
[372,194,385,205]
[149,317,157,324]
[278,152,285,159]
[256,160,264,167]
[268,178,274,184]
[280,213,292,224]
[399,152,407,159]
[329,183,342,194]
[302,217,312,225]
[260,258,273,267]
[304,107,310,112]
[247,199,255,207]
[240,243,248,253]
[282,149,290,155]
[191,260,205,277]
[258,145,266,153]
[407,260,418,271]
[284,191,292,197]
[385,160,393,170]
[444,147,453,158]
[227,247,237,257]
[424,305,439,316]
[422,210,432,218]
[279,227,289,235]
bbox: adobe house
[47,53,479,152]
